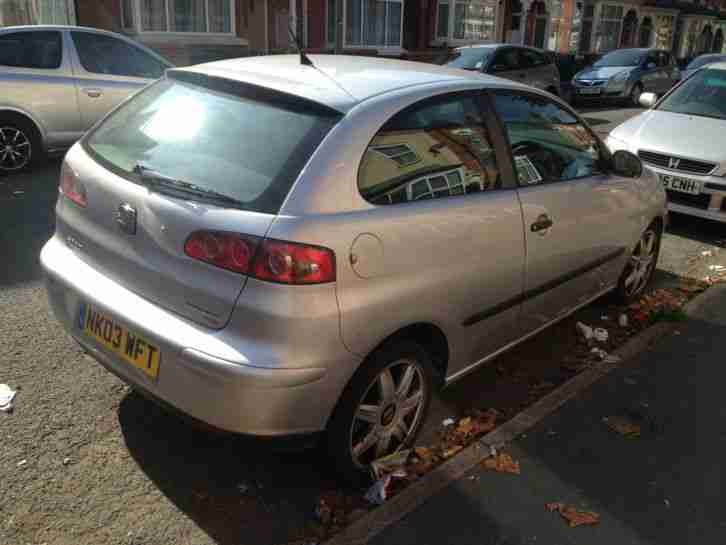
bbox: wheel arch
[366,322,450,387]
[0,108,47,150]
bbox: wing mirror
[612,150,643,178]
[639,92,657,108]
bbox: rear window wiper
[133,164,246,209]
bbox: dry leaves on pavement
[545,502,600,528]
[603,415,641,438]
[482,452,520,474]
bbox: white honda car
[607,62,726,222]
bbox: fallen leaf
[482,452,520,474]
[604,415,641,438]
[442,445,463,459]
[545,502,600,528]
[457,417,474,434]
[414,446,435,461]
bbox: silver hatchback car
[42,55,666,479]
[0,25,172,173]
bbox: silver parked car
[607,63,726,223]
[41,55,665,480]
[572,48,680,106]
[445,44,561,96]
[0,25,172,173]
[679,53,726,81]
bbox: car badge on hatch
[668,157,681,170]
[116,202,137,235]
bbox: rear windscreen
[84,76,341,214]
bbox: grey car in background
[680,53,726,81]
[0,25,172,173]
[445,44,561,96]
[42,55,665,480]
[572,48,680,106]
[607,63,726,223]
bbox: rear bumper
[41,235,359,436]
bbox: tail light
[59,163,87,208]
[184,231,336,284]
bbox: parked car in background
[607,64,726,222]
[445,44,561,96]
[42,55,665,480]
[0,25,172,174]
[679,53,726,80]
[572,48,680,106]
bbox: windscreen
[593,49,644,67]
[446,48,494,70]
[84,76,341,214]
[657,68,726,120]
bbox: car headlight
[612,70,630,81]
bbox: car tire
[0,117,43,175]
[614,221,662,304]
[629,83,644,107]
[325,340,434,484]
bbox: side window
[490,49,520,72]
[0,31,62,69]
[71,32,166,79]
[520,49,546,68]
[659,52,671,67]
[492,92,604,185]
[358,94,501,205]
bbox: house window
[345,0,403,47]
[436,0,497,42]
[596,4,624,52]
[327,0,338,45]
[0,0,75,25]
[371,143,420,166]
[132,0,233,33]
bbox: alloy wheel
[349,359,427,468]
[0,126,32,172]
[623,229,657,297]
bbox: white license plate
[578,87,601,95]
[661,174,701,195]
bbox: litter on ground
[576,322,593,341]
[0,383,17,413]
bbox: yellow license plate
[78,302,161,379]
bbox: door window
[490,48,520,72]
[0,31,62,69]
[492,92,605,185]
[358,93,501,205]
[657,51,671,67]
[71,32,166,78]
[520,48,547,68]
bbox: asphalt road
[2,107,726,545]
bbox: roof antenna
[288,23,313,66]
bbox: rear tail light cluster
[184,230,336,284]
[59,163,87,208]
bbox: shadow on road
[0,160,61,286]
[666,212,726,246]
[118,391,342,545]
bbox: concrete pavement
[369,284,726,545]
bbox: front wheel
[629,83,644,107]
[325,340,434,484]
[614,223,661,303]
[0,120,41,174]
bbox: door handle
[83,88,103,98]
[530,214,553,233]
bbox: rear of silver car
[41,71,357,436]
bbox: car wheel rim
[349,359,427,468]
[624,229,657,297]
[0,127,31,171]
